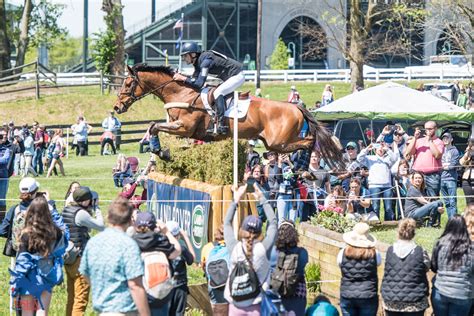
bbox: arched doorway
[279,16,327,69]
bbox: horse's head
[114,65,145,114]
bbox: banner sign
[147,180,209,261]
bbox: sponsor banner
[147,179,209,261]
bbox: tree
[102,0,125,79]
[0,0,11,75]
[297,0,425,90]
[269,38,289,70]
[15,0,33,72]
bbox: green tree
[0,0,12,75]
[269,38,289,70]
[91,28,116,74]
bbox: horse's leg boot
[216,95,228,135]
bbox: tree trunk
[0,0,11,76]
[348,0,365,90]
[103,0,125,84]
[15,0,33,73]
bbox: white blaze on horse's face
[114,76,141,114]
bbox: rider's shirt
[184,50,243,90]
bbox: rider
[172,42,245,135]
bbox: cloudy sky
[7,0,178,37]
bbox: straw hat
[342,223,377,248]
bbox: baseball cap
[73,186,93,203]
[166,221,180,236]
[248,140,256,147]
[135,212,156,230]
[346,141,357,149]
[241,215,262,234]
[441,132,452,140]
[19,177,39,193]
[263,151,277,160]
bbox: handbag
[3,210,16,257]
[63,241,80,265]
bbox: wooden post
[100,71,104,95]
[35,59,40,100]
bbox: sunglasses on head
[346,146,355,150]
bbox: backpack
[270,250,300,298]
[205,243,230,289]
[142,251,175,300]
[229,243,260,302]
[11,206,26,252]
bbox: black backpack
[229,243,260,302]
[270,250,300,298]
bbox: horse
[113,64,343,167]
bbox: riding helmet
[180,42,201,55]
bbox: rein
[120,74,174,105]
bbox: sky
[7,0,178,37]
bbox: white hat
[342,222,377,248]
[166,221,180,236]
[19,177,39,194]
[248,140,256,146]
[291,85,296,90]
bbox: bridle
[117,73,174,111]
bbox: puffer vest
[381,245,428,302]
[340,251,378,299]
[62,206,89,252]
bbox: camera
[246,177,256,193]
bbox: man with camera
[0,128,11,221]
[406,121,445,199]
[62,186,105,316]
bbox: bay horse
[113,64,342,166]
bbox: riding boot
[215,95,229,135]
[0,205,6,223]
[150,134,171,161]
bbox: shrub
[155,135,247,185]
[310,210,355,234]
[305,262,321,293]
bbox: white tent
[315,82,473,121]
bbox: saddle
[206,86,250,105]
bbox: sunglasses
[346,147,355,150]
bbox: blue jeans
[113,172,131,187]
[424,172,441,198]
[340,296,378,316]
[149,135,161,152]
[431,286,473,316]
[277,193,295,224]
[0,176,8,208]
[440,179,457,219]
[407,200,442,225]
[369,187,394,221]
[32,147,44,174]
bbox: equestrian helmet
[180,42,201,55]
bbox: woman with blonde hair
[223,183,277,315]
[464,204,474,241]
[321,84,334,107]
[381,218,430,315]
[46,129,66,178]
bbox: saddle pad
[200,88,250,119]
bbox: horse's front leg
[151,120,193,137]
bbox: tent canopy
[315,82,474,121]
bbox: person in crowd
[11,128,25,177]
[312,101,322,110]
[376,121,398,145]
[139,122,153,154]
[22,128,37,177]
[119,176,148,206]
[102,110,122,149]
[263,151,279,209]
[244,164,270,222]
[338,222,381,316]
[72,116,92,156]
[465,204,474,241]
[357,142,397,220]
[460,137,474,205]
[46,129,66,178]
[64,181,80,207]
[406,121,444,198]
[166,221,196,316]
[32,122,45,175]
[381,218,430,316]
[0,178,69,256]
[321,84,334,107]
[276,154,297,224]
[246,140,260,171]
[223,183,277,314]
[451,80,461,103]
[288,85,299,103]
[305,295,339,316]
[404,172,444,226]
[113,153,132,188]
[63,186,105,316]
[338,142,361,192]
[300,151,331,221]
[100,130,116,155]
[394,159,410,219]
[440,132,460,219]
[200,225,229,316]
[255,88,262,98]
[132,212,182,315]
[273,220,308,315]
[324,185,347,212]
[466,82,473,109]
[79,197,150,315]
[0,128,11,221]
[456,88,469,109]
[431,215,473,316]
[346,178,373,219]
[9,197,67,316]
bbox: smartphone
[246,177,256,193]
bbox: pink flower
[334,207,343,214]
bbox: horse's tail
[296,105,344,169]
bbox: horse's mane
[132,63,174,76]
